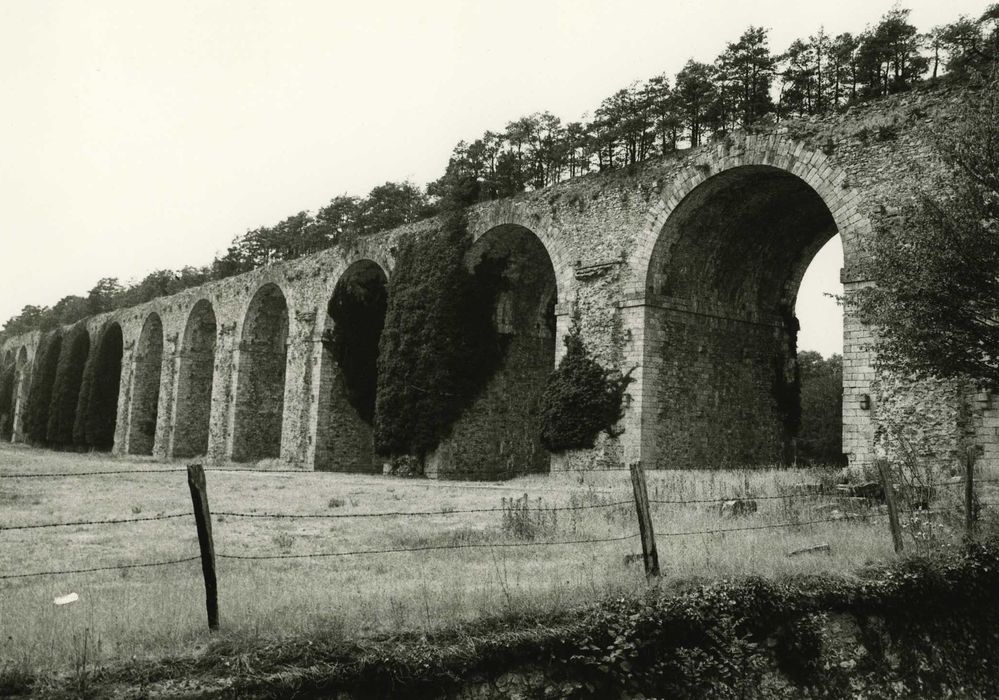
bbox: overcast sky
[0,1,988,357]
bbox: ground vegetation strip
[2,443,996,690]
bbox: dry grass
[1,441,994,676]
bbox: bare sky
[0,1,987,357]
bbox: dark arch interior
[434,224,557,478]
[233,284,289,462]
[128,314,164,455]
[313,261,387,472]
[646,166,838,468]
[173,300,217,458]
[25,331,62,444]
[81,322,124,450]
[47,327,90,448]
[328,261,387,423]
[0,353,15,441]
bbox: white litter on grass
[54,592,79,606]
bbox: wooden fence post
[629,461,660,579]
[187,463,219,631]
[965,448,977,539]
[876,459,904,554]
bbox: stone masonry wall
[1,84,986,477]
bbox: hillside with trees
[2,5,997,344]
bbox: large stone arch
[126,312,165,455]
[625,136,873,469]
[230,282,290,462]
[310,258,389,472]
[427,222,559,478]
[171,299,218,458]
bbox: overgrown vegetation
[856,79,999,388]
[539,321,633,451]
[45,325,89,449]
[11,539,999,698]
[797,351,844,465]
[3,6,997,345]
[374,208,507,462]
[23,331,61,445]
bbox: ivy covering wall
[46,325,89,449]
[24,331,61,445]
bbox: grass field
[0,441,991,678]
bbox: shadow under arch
[78,321,124,450]
[127,312,165,455]
[313,258,388,472]
[172,299,218,458]
[427,223,558,479]
[232,283,289,462]
[642,164,839,469]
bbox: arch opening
[47,326,90,449]
[645,165,838,468]
[429,224,557,478]
[128,313,164,455]
[24,332,62,445]
[232,284,289,462]
[173,300,217,458]
[79,322,123,450]
[10,346,32,441]
[0,350,15,441]
[315,260,387,471]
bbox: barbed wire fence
[0,460,994,629]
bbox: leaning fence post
[187,463,219,631]
[629,461,660,579]
[876,459,904,554]
[965,448,977,539]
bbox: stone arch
[428,223,558,478]
[48,325,90,448]
[633,142,866,469]
[627,135,866,292]
[172,299,218,458]
[313,259,388,471]
[469,204,573,305]
[10,346,32,441]
[78,321,124,450]
[232,282,289,462]
[0,348,17,441]
[24,331,62,445]
[127,313,164,455]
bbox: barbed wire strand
[215,499,634,520]
[0,555,201,581]
[0,512,191,532]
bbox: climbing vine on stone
[0,364,14,441]
[539,320,633,451]
[374,206,508,462]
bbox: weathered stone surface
[3,86,993,477]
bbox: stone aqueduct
[3,88,995,476]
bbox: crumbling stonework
[3,85,991,476]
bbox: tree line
[3,5,997,343]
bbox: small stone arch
[232,282,290,462]
[172,299,218,458]
[78,321,124,450]
[468,203,573,305]
[312,258,389,471]
[127,312,165,455]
